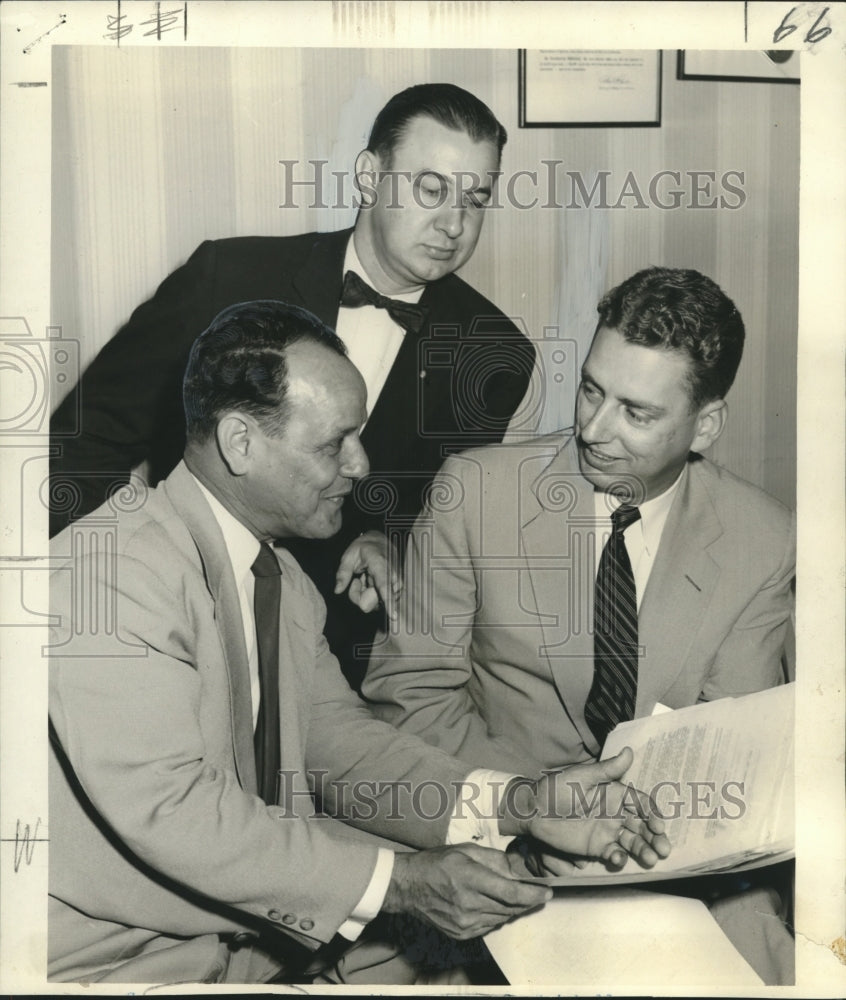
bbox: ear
[215,412,256,476]
[690,399,727,453]
[354,149,381,207]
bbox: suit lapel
[163,462,258,793]
[520,435,602,750]
[271,558,320,763]
[636,459,723,713]
[290,228,352,328]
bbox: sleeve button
[267,909,282,922]
[299,918,314,931]
[282,913,297,925]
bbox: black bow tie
[340,270,427,335]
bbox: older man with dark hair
[49,83,535,688]
[48,300,666,985]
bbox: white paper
[485,888,763,987]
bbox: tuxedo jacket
[49,229,535,540]
[48,462,470,983]
[363,432,796,776]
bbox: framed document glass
[518,49,662,128]
[678,50,801,84]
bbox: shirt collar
[345,233,425,304]
[596,465,686,556]
[638,469,684,556]
[191,474,261,586]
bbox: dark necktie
[340,269,427,334]
[584,503,642,747]
[251,542,282,804]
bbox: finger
[505,837,551,878]
[334,546,363,594]
[511,838,581,877]
[615,825,660,868]
[356,586,380,614]
[478,876,552,911]
[594,745,634,783]
[383,584,399,623]
[646,829,672,859]
[461,854,552,910]
[365,561,398,619]
[347,576,362,605]
[646,813,668,838]
[503,848,535,879]
[384,569,402,621]
[621,813,668,847]
[534,853,578,876]
[600,843,629,870]
[347,577,379,613]
[506,841,544,878]
[616,782,655,822]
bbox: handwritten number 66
[773,6,832,45]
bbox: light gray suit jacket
[363,432,795,776]
[48,462,470,983]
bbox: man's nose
[435,204,465,239]
[579,401,613,443]
[340,437,369,480]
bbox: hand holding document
[510,746,671,873]
[535,684,795,885]
[485,686,794,987]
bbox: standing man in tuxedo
[49,82,536,687]
[48,300,667,984]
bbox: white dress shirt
[334,235,425,417]
[192,476,514,938]
[591,466,685,608]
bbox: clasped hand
[500,746,672,876]
[383,748,671,942]
[334,530,402,620]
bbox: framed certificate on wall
[678,49,800,83]
[518,49,663,127]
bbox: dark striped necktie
[251,542,282,804]
[584,503,642,747]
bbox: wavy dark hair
[183,300,346,442]
[596,267,745,408]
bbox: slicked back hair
[183,300,347,442]
[366,83,507,168]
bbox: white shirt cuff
[336,847,395,941]
[446,768,517,852]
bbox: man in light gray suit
[364,267,795,982]
[48,300,667,985]
[364,266,794,772]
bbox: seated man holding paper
[363,267,795,982]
